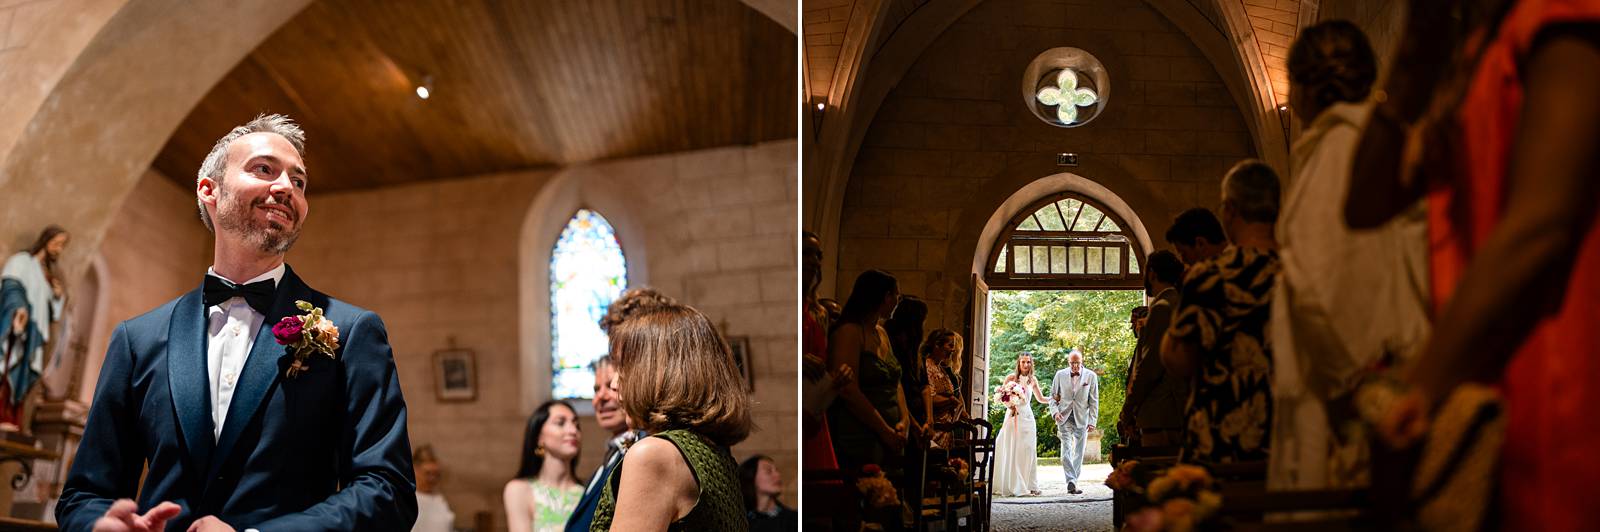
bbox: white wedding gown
[992,381,1040,496]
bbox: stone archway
[0,0,315,289]
[515,166,652,415]
[967,173,1154,416]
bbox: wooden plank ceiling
[154,0,796,193]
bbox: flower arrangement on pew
[1114,463,1224,532]
[856,464,899,509]
[948,457,969,481]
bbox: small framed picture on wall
[727,336,755,392]
[434,349,477,402]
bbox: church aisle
[992,462,1112,531]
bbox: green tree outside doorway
[985,289,1143,457]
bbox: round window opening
[1023,47,1110,128]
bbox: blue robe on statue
[0,278,44,416]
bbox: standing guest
[1125,251,1188,448]
[0,225,69,429]
[741,455,797,532]
[505,401,585,532]
[562,357,635,532]
[1163,208,1227,266]
[1353,0,1600,528]
[412,445,455,532]
[566,287,673,532]
[800,232,850,459]
[592,304,752,530]
[883,295,928,510]
[827,270,908,475]
[58,114,417,531]
[1270,20,1431,492]
[1115,306,1148,446]
[885,296,929,439]
[921,329,966,449]
[1163,160,1281,465]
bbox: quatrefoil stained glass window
[1023,47,1110,128]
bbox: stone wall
[284,140,798,529]
[83,169,213,403]
[1320,0,1403,81]
[833,0,1256,337]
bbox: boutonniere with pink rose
[272,300,340,378]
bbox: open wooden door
[968,273,990,417]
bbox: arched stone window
[985,192,1144,289]
[549,209,628,401]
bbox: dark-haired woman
[740,455,798,532]
[1268,19,1432,492]
[504,401,585,532]
[826,270,909,476]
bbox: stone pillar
[1086,431,1102,463]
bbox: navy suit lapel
[206,266,309,480]
[168,287,214,472]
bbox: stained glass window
[550,209,627,401]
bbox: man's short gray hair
[196,114,306,232]
[1221,159,1280,224]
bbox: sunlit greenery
[984,289,1142,457]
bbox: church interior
[798,0,1585,529]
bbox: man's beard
[215,189,300,254]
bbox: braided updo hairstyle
[1287,20,1378,113]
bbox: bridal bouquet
[991,380,1025,410]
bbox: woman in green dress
[826,270,908,475]
[591,303,754,531]
[504,400,587,532]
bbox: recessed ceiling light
[416,74,434,100]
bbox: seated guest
[1126,251,1189,448]
[741,455,798,532]
[1162,161,1281,464]
[413,445,456,532]
[592,304,752,530]
[505,401,586,532]
[921,328,967,449]
[827,270,908,475]
[1269,20,1429,491]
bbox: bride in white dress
[993,353,1051,497]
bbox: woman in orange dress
[1351,0,1600,528]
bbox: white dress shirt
[205,263,286,441]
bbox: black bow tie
[203,275,276,315]
[1072,372,1080,378]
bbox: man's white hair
[195,114,306,232]
[1068,348,1083,361]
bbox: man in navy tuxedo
[57,114,416,531]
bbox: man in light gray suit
[1050,349,1099,494]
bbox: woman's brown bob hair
[610,304,753,447]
